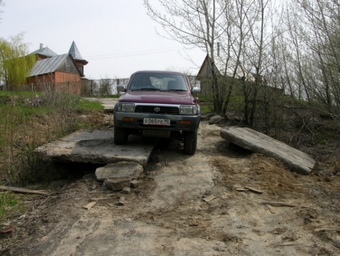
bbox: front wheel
[114,126,128,145]
[183,130,198,155]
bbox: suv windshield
[129,73,187,92]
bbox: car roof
[132,70,184,75]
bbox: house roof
[30,45,57,57]
[29,53,80,76]
[197,54,221,78]
[69,41,88,64]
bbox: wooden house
[196,54,221,80]
[196,54,223,94]
[196,54,283,97]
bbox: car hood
[119,91,197,105]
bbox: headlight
[118,103,135,112]
[180,105,200,114]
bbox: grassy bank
[0,91,105,222]
[0,91,104,185]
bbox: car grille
[135,105,179,114]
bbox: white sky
[0,0,206,79]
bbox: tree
[0,33,36,90]
[281,0,340,113]
[0,0,4,22]
[144,0,280,121]
[144,0,225,113]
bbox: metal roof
[30,46,57,57]
[29,53,69,76]
[69,41,87,62]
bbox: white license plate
[143,118,170,126]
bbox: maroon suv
[114,70,201,155]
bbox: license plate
[143,118,170,126]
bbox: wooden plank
[314,226,340,232]
[203,195,216,202]
[244,186,263,194]
[235,187,249,192]
[0,185,49,195]
[83,202,96,210]
[260,201,297,207]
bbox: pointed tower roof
[69,41,88,65]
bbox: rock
[130,179,139,188]
[115,197,125,206]
[122,187,131,194]
[209,115,223,124]
[103,178,131,191]
[220,126,316,175]
[95,162,143,182]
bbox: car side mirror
[191,87,200,94]
[117,84,126,93]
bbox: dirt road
[1,120,340,255]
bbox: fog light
[122,117,134,122]
[179,120,191,125]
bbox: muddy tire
[114,126,128,145]
[183,130,197,155]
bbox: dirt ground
[1,115,340,255]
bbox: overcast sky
[1,0,206,79]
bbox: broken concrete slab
[96,162,144,191]
[220,126,316,175]
[34,130,157,166]
[95,162,143,182]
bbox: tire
[114,126,128,145]
[183,129,198,155]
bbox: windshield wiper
[168,89,187,92]
[132,88,160,91]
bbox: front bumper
[114,111,200,132]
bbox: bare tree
[144,0,226,113]
[285,0,340,113]
[0,0,4,22]
[220,0,275,126]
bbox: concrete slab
[95,162,143,182]
[220,126,316,175]
[34,130,157,166]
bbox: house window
[77,65,84,76]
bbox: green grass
[0,91,42,97]
[198,94,214,102]
[200,104,214,113]
[108,94,121,98]
[76,99,104,111]
[0,192,25,222]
